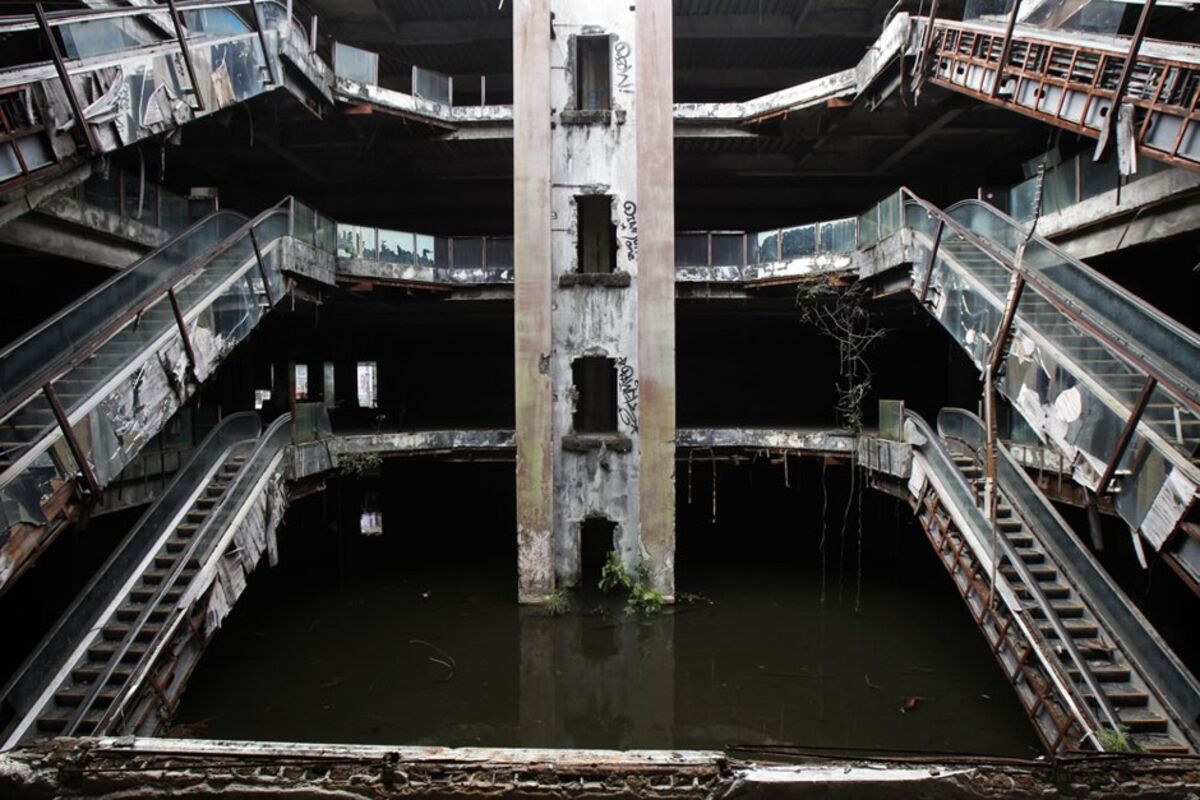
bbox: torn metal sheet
[201,470,287,636]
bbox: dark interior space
[572,356,618,433]
[677,294,979,430]
[0,245,111,349]
[0,507,142,691]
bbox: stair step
[115,604,168,622]
[87,641,148,663]
[101,622,162,642]
[54,685,118,708]
[1117,707,1170,733]
[1038,620,1100,639]
[71,664,133,685]
[1067,663,1131,683]
[1085,683,1150,708]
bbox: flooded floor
[173,468,1041,757]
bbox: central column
[514,0,675,600]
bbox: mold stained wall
[550,5,641,588]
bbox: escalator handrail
[0,412,261,747]
[938,407,1200,744]
[0,198,292,424]
[87,412,294,736]
[904,409,1116,744]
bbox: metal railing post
[989,0,1023,100]
[33,2,100,153]
[165,0,205,112]
[249,227,276,307]
[1095,376,1157,498]
[917,218,944,304]
[167,288,197,374]
[43,383,100,496]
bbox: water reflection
[172,559,1039,756]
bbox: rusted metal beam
[33,2,99,153]
[1094,0,1156,162]
[248,228,276,306]
[987,271,1025,377]
[917,218,944,304]
[43,383,100,497]
[165,0,206,112]
[247,0,278,85]
[167,289,197,374]
[988,0,1022,100]
[1095,375,1157,498]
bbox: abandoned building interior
[1,0,1200,795]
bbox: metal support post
[43,383,100,496]
[34,2,99,153]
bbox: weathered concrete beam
[5,737,1200,798]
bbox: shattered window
[357,361,378,409]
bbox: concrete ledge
[562,432,634,453]
[6,737,1200,798]
[559,271,633,288]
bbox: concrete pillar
[635,0,677,599]
[513,0,555,603]
[514,0,676,602]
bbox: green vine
[339,451,382,476]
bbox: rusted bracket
[249,228,276,306]
[987,270,1026,377]
[34,2,100,153]
[989,0,1023,100]
[913,0,941,90]
[1094,0,1156,162]
[165,0,205,112]
[43,383,100,497]
[1094,375,1157,498]
[917,219,944,304]
[248,0,279,86]
[167,288,197,375]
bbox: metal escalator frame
[0,412,261,749]
[938,407,1200,749]
[0,201,293,510]
[941,197,1200,413]
[921,17,1200,171]
[904,409,1117,750]
[0,197,292,425]
[898,188,1200,485]
[84,412,294,737]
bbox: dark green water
[172,547,1040,756]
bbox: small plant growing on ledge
[338,451,382,477]
[1096,724,1139,753]
[545,587,572,617]
[599,550,632,593]
[625,563,665,617]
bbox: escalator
[901,408,1200,754]
[0,201,292,595]
[901,190,1200,555]
[0,411,294,746]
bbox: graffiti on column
[620,200,638,263]
[614,40,634,94]
[616,356,639,433]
